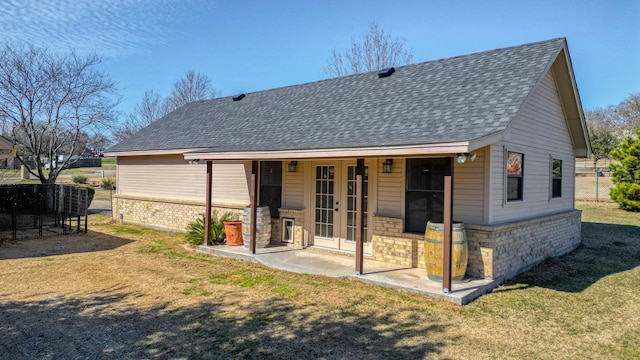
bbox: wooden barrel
[424,221,468,282]
[242,206,272,248]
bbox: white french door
[312,164,339,248]
[311,161,372,254]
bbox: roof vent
[232,93,246,101]
[377,67,395,78]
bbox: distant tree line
[585,93,640,211]
[585,93,640,167]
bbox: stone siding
[112,195,244,231]
[466,210,582,279]
[114,195,581,282]
[278,208,305,248]
[371,210,582,280]
[370,216,425,267]
[113,196,303,247]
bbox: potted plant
[185,210,233,245]
[223,215,243,246]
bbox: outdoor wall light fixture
[456,153,477,164]
[382,159,393,173]
[288,161,298,172]
[189,159,200,165]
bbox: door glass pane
[315,166,335,239]
[346,165,368,242]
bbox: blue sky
[1,0,638,122]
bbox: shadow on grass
[0,288,449,359]
[502,221,640,293]
[0,230,132,260]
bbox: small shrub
[185,210,234,245]
[101,177,116,190]
[72,174,88,184]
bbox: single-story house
[106,38,590,282]
[0,135,16,160]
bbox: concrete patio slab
[196,244,500,305]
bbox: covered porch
[196,242,498,305]
[187,143,476,294]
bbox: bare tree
[114,71,217,141]
[166,70,217,111]
[87,133,112,154]
[113,89,167,142]
[0,44,119,184]
[325,21,414,77]
[617,93,640,137]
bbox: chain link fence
[575,173,615,202]
[575,158,616,202]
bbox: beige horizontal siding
[212,162,251,205]
[453,147,485,224]
[490,69,576,223]
[375,154,486,224]
[284,161,305,208]
[117,156,249,205]
[376,157,404,217]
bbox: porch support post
[204,160,213,246]
[250,160,258,254]
[355,158,365,275]
[442,158,453,293]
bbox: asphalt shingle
[108,38,565,153]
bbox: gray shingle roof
[108,38,566,154]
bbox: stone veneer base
[371,210,582,280]
[114,195,581,281]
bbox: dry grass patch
[1,205,639,359]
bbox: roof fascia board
[468,131,504,152]
[553,44,591,156]
[105,148,207,157]
[183,142,470,160]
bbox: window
[552,158,562,198]
[506,152,524,201]
[405,158,450,233]
[259,161,282,218]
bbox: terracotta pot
[223,220,243,246]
